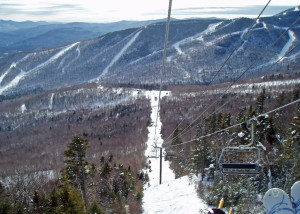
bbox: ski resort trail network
[142,90,209,214]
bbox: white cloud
[0,0,299,22]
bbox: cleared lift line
[150,0,299,184]
[153,0,172,148]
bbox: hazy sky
[0,0,299,23]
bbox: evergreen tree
[97,155,137,212]
[190,138,211,180]
[55,184,85,214]
[247,105,255,118]
[256,115,278,146]
[216,113,223,130]
[292,88,300,101]
[87,199,105,214]
[0,182,12,214]
[209,113,217,133]
[237,107,247,123]
[171,126,184,178]
[63,136,90,208]
[0,200,12,214]
[281,108,300,190]
[256,88,266,114]
[48,188,59,213]
[276,91,286,107]
[171,126,182,146]
[32,191,48,213]
[219,113,231,130]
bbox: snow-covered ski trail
[172,22,222,55]
[143,90,209,214]
[0,42,80,95]
[61,44,81,73]
[0,54,32,85]
[49,93,55,110]
[98,30,142,79]
[277,30,295,60]
[255,29,296,70]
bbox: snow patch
[1,170,56,186]
[231,79,300,94]
[20,104,27,113]
[143,175,208,214]
[49,93,54,109]
[173,41,184,55]
[262,22,267,29]
[238,132,245,138]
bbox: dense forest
[0,69,299,213]
[0,136,149,213]
[160,74,299,212]
[0,85,151,213]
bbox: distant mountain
[0,20,48,32]
[0,7,299,97]
[0,19,164,57]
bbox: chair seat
[221,163,258,169]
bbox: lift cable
[208,0,272,86]
[163,0,272,143]
[166,98,300,148]
[167,40,300,145]
[153,0,173,148]
[165,16,300,146]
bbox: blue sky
[0,0,299,23]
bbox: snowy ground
[142,90,209,214]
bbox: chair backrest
[218,146,260,175]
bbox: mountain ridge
[0,19,165,57]
[0,7,299,97]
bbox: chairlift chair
[218,146,260,175]
[147,145,159,158]
[218,119,261,175]
[165,151,176,161]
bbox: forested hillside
[0,84,151,213]
[160,73,300,212]
[0,71,299,212]
[0,7,299,97]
